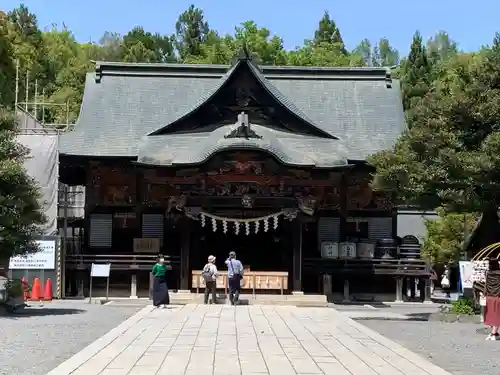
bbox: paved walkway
[47,304,453,375]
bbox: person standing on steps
[151,256,169,308]
[202,255,218,304]
[225,251,243,305]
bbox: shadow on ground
[331,301,391,308]
[353,312,433,322]
[1,307,85,318]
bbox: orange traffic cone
[43,279,53,301]
[30,278,42,301]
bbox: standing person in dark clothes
[484,258,500,340]
[225,251,243,305]
[151,256,169,308]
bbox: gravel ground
[0,300,144,375]
[360,319,500,375]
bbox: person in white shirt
[202,255,218,304]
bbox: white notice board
[9,240,56,270]
[91,263,111,278]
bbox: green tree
[98,32,123,61]
[4,5,46,104]
[288,40,363,66]
[175,4,210,61]
[186,31,235,64]
[0,12,16,107]
[369,35,500,226]
[372,38,399,67]
[40,26,94,124]
[353,39,372,66]
[400,31,432,111]
[427,31,458,65]
[233,21,287,65]
[421,209,478,265]
[313,10,346,55]
[122,27,175,63]
[0,108,46,262]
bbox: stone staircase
[170,292,328,307]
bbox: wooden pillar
[180,217,191,291]
[423,277,432,303]
[395,277,404,302]
[292,216,303,293]
[134,166,144,240]
[339,173,348,241]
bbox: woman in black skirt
[151,257,169,308]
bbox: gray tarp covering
[17,134,59,235]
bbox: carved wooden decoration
[89,162,136,205]
[347,172,393,211]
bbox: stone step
[169,293,328,307]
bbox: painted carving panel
[347,172,393,211]
[88,162,136,205]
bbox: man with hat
[225,251,244,305]
[202,255,218,304]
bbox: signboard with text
[9,240,56,270]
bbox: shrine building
[59,52,431,303]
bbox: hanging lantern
[200,214,206,227]
[222,220,228,234]
[234,221,240,235]
[245,222,250,235]
[254,220,260,234]
[263,218,269,232]
[211,217,217,232]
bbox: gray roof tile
[137,124,349,167]
[60,62,406,164]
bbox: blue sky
[3,0,499,56]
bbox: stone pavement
[47,304,454,375]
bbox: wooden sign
[133,238,160,253]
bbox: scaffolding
[14,60,74,132]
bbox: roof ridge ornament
[225,112,262,140]
[231,44,253,66]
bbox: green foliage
[5,279,24,299]
[3,4,401,120]
[450,297,478,316]
[421,209,478,265]
[0,108,46,261]
[400,31,432,111]
[370,33,500,215]
[313,11,347,55]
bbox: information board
[9,240,56,270]
[91,263,111,278]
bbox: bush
[5,279,24,299]
[450,297,478,316]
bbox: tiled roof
[137,124,349,168]
[59,60,406,164]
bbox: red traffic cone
[43,279,53,301]
[30,278,42,301]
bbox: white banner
[459,261,473,290]
[9,240,56,270]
